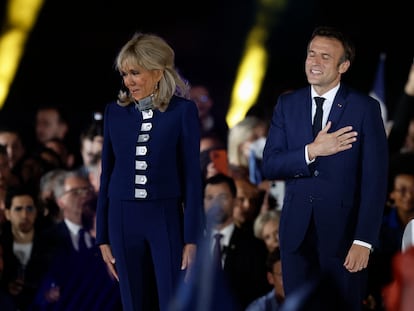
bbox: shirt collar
[64,218,82,235]
[213,223,235,247]
[311,83,340,103]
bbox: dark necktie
[313,97,326,137]
[78,228,87,252]
[213,233,223,269]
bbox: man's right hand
[308,121,358,160]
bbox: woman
[96,32,204,311]
[253,209,280,253]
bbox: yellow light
[0,30,25,105]
[226,34,267,128]
[226,0,286,128]
[0,0,45,109]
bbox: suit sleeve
[262,97,312,180]
[96,103,115,245]
[179,101,205,243]
[356,97,388,247]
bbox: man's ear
[338,60,350,74]
[4,209,11,221]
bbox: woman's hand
[99,244,119,281]
[181,243,197,283]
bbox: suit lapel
[300,87,314,139]
[223,226,238,269]
[327,85,348,131]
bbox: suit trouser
[281,216,368,311]
[108,198,184,311]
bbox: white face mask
[249,137,267,160]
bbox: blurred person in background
[0,126,27,172]
[233,177,263,234]
[245,247,285,311]
[254,210,281,253]
[189,84,229,146]
[0,186,52,311]
[77,118,104,178]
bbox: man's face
[5,195,37,234]
[36,109,66,143]
[81,136,103,166]
[189,86,213,119]
[0,132,25,169]
[57,176,94,224]
[204,182,235,226]
[233,179,260,225]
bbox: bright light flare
[0,0,44,109]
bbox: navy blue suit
[96,96,204,311]
[223,226,270,310]
[262,84,388,310]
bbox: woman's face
[120,64,162,100]
[390,174,414,213]
[262,219,280,252]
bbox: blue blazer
[96,96,204,245]
[262,84,388,256]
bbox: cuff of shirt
[353,240,373,252]
[305,145,314,165]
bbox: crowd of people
[0,26,414,311]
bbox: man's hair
[309,26,355,64]
[204,173,237,198]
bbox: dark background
[0,0,413,143]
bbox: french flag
[369,53,391,132]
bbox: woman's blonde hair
[227,116,263,167]
[115,32,189,111]
[253,209,281,240]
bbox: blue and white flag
[369,53,391,132]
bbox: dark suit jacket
[0,222,53,311]
[31,222,122,311]
[45,221,76,255]
[262,84,388,256]
[96,96,204,246]
[95,95,205,311]
[223,225,270,310]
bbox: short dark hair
[204,173,237,198]
[5,186,38,210]
[80,120,103,142]
[309,26,355,64]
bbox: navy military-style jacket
[96,96,204,245]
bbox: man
[233,177,262,233]
[189,84,229,145]
[0,186,51,310]
[245,247,285,311]
[203,173,270,310]
[262,26,388,311]
[77,120,103,178]
[0,126,26,171]
[35,105,69,145]
[48,170,95,255]
[32,170,122,310]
